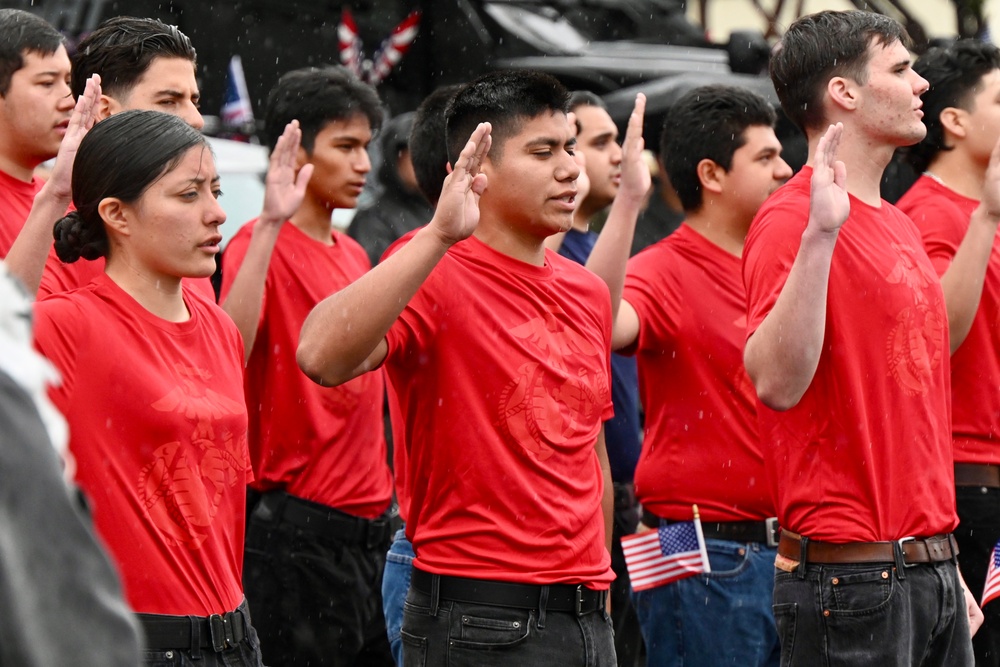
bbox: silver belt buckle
[765,517,780,548]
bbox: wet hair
[904,39,1000,173]
[0,9,64,96]
[71,16,196,101]
[661,84,777,212]
[568,90,607,134]
[410,83,462,206]
[771,10,907,133]
[445,70,570,166]
[263,65,383,154]
[53,110,208,263]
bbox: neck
[570,212,590,233]
[473,215,547,266]
[0,151,35,183]
[926,152,985,201]
[684,206,748,257]
[104,256,189,322]
[807,125,893,206]
[290,195,336,244]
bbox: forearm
[586,195,643,322]
[744,227,839,410]
[5,184,71,296]
[298,225,452,386]
[220,221,282,362]
[939,205,1000,352]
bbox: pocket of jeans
[771,603,796,667]
[823,567,894,616]
[400,629,427,667]
[451,608,532,649]
[702,540,752,579]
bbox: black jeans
[956,486,1000,666]
[243,493,394,667]
[773,560,972,666]
[140,601,263,667]
[610,484,645,667]
[401,582,616,667]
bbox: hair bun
[53,210,107,263]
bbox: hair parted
[445,69,570,166]
[54,110,208,263]
[263,65,383,154]
[71,16,196,100]
[904,39,1000,173]
[410,83,462,206]
[661,84,777,212]
[0,9,64,96]
[770,10,907,133]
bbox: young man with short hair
[221,65,395,667]
[896,39,1000,665]
[297,70,618,666]
[586,84,790,667]
[0,9,72,256]
[742,10,988,664]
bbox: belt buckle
[209,613,233,652]
[897,536,917,569]
[765,517,780,548]
[575,585,584,616]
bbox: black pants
[610,484,645,667]
[243,492,394,667]
[139,600,263,667]
[956,486,1000,666]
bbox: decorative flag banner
[221,55,254,128]
[622,505,710,592]
[982,539,1000,607]
[337,8,421,86]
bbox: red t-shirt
[623,225,771,522]
[221,221,392,518]
[743,167,956,543]
[0,169,43,257]
[33,273,249,615]
[385,234,615,588]
[39,244,215,301]
[898,175,1000,464]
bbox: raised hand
[808,123,850,234]
[429,122,491,246]
[260,120,314,225]
[619,92,650,203]
[47,74,102,200]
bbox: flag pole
[692,504,711,573]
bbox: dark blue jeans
[632,539,779,667]
[955,486,1000,666]
[382,528,415,666]
[773,560,973,666]
[401,582,616,667]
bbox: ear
[97,197,131,238]
[97,95,121,122]
[939,106,968,141]
[827,76,859,113]
[696,158,725,195]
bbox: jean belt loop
[537,585,549,630]
[797,535,810,579]
[189,615,203,660]
[950,534,960,565]
[429,573,441,616]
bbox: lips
[199,235,223,252]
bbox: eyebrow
[588,130,617,143]
[526,136,577,149]
[156,89,200,100]
[182,175,221,187]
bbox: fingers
[456,122,492,178]
[816,123,843,170]
[626,93,646,147]
[68,74,102,134]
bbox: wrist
[39,180,72,206]
[973,203,1000,225]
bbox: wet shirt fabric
[33,273,250,616]
[624,224,770,522]
[0,170,43,257]
[898,175,1000,465]
[743,167,957,543]
[384,234,615,588]
[222,221,392,518]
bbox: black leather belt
[954,463,1000,488]
[253,491,392,548]
[410,568,607,616]
[642,509,780,548]
[138,603,247,653]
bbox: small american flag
[622,513,710,592]
[983,540,1000,607]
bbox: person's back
[741,9,976,666]
[896,39,1000,665]
[297,69,617,667]
[0,9,72,257]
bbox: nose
[610,141,623,165]
[184,104,206,131]
[560,150,581,182]
[207,191,227,226]
[775,156,793,180]
[356,148,372,174]
[912,70,930,96]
